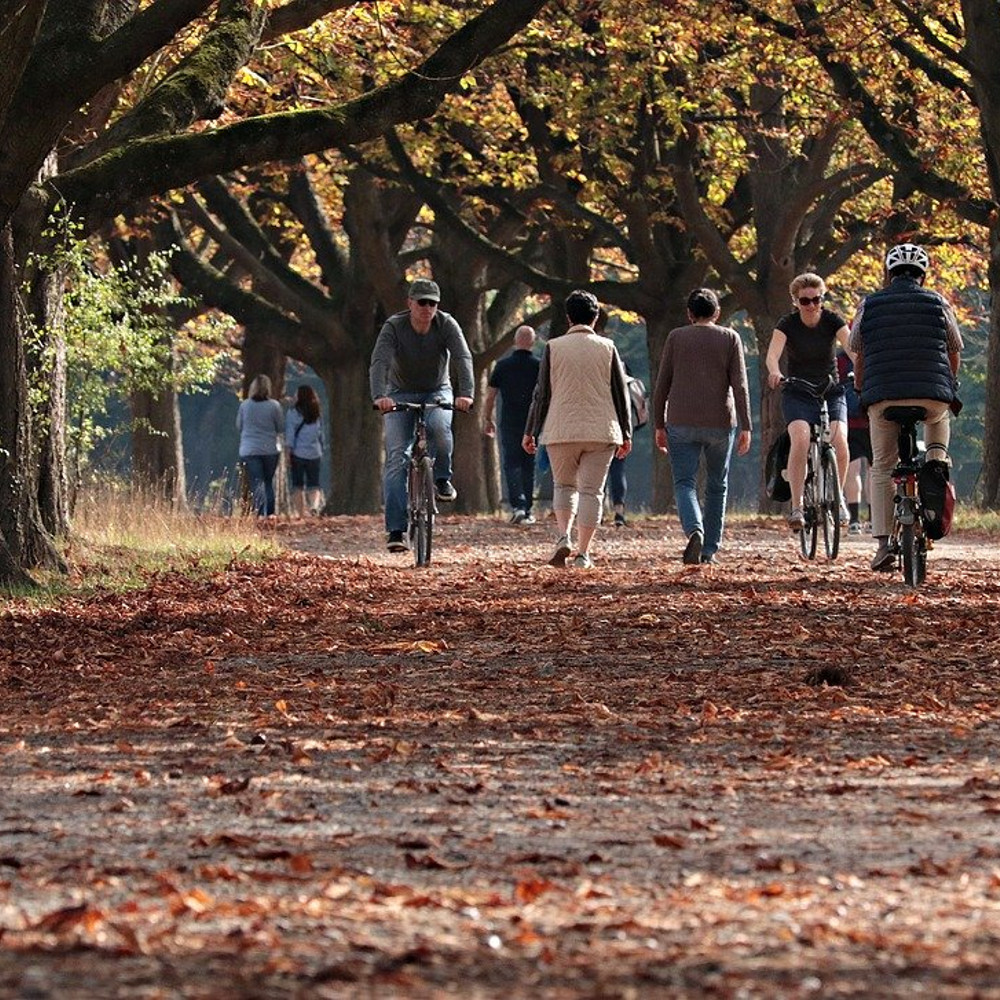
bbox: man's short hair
[565,289,600,325]
[408,278,441,302]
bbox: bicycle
[883,405,934,586]
[378,401,452,567]
[782,375,843,560]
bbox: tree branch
[51,0,549,226]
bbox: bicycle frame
[782,376,842,560]
[382,401,452,567]
[883,406,929,586]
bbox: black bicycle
[883,406,931,586]
[379,401,452,567]
[782,376,843,561]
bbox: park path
[1,514,999,998]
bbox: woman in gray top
[237,374,284,516]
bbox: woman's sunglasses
[797,295,823,306]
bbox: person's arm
[835,323,855,366]
[483,385,499,437]
[610,347,632,455]
[522,345,551,453]
[765,329,786,388]
[731,334,753,436]
[369,320,397,411]
[651,336,673,453]
[445,318,475,408]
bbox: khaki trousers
[546,441,616,529]
[867,398,950,536]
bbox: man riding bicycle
[849,244,963,572]
[370,278,474,553]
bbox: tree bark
[321,355,382,514]
[131,386,187,507]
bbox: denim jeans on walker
[383,389,454,533]
[242,453,279,516]
[666,425,737,559]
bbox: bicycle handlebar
[780,374,838,399]
[373,401,457,413]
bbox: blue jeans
[383,389,454,532]
[242,453,279,516]
[666,426,737,559]
[500,427,535,512]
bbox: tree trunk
[753,316,786,513]
[647,311,678,514]
[322,354,382,514]
[981,218,1000,507]
[453,366,500,514]
[0,218,60,586]
[131,386,187,507]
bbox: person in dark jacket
[483,325,540,524]
[849,243,963,571]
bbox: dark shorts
[782,385,847,427]
[290,455,320,489]
[848,426,873,463]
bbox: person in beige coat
[523,290,632,568]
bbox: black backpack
[918,459,955,540]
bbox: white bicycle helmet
[885,243,929,274]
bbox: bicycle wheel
[799,452,819,560]
[411,457,435,567]
[901,521,927,586]
[820,447,841,560]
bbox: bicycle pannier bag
[918,458,955,540]
[626,376,649,429]
[765,431,792,503]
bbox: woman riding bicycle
[765,272,853,531]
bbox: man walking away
[653,287,752,565]
[484,325,540,523]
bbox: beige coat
[532,326,629,446]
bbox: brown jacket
[653,322,752,430]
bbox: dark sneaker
[848,521,862,535]
[386,530,409,553]
[510,508,528,524]
[435,479,457,502]
[682,530,703,565]
[701,554,716,565]
[614,512,627,528]
[870,544,895,572]
[549,534,571,567]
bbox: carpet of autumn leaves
[2,513,1000,999]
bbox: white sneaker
[572,552,594,569]
[509,509,527,524]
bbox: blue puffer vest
[859,278,955,407]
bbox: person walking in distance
[849,243,962,572]
[652,288,752,564]
[369,278,474,553]
[523,290,632,569]
[286,384,324,518]
[237,374,284,518]
[484,325,540,524]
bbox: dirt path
[1,515,999,998]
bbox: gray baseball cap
[408,278,441,302]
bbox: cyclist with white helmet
[849,243,963,571]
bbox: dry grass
[27,481,281,600]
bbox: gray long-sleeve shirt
[236,398,284,457]
[369,309,475,399]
